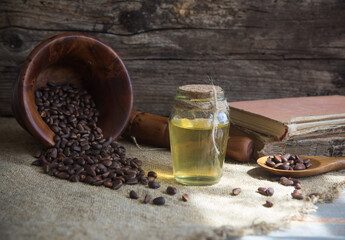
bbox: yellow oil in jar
[169,118,230,185]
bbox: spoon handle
[326,158,345,172]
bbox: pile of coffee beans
[265,154,312,170]
[32,83,151,189]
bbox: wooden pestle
[122,111,254,162]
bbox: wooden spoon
[257,155,345,177]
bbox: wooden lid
[177,84,223,99]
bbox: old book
[230,124,345,159]
[229,95,345,141]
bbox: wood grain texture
[1,0,345,116]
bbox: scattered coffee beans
[182,194,189,202]
[258,187,267,195]
[32,84,146,191]
[232,188,241,196]
[166,186,177,195]
[152,196,165,205]
[266,154,312,170]
[129,190,139,199]
[257,187,274,196]
[263,200,274,208]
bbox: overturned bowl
[12,33,133,147]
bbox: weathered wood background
[1,0,345,117]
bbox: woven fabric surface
[0,117,344,240]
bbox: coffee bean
[63,158,74,165]
[32,160,42,166]
[71,145,81,152]
[93,180,104,186]
[289,177,301,185]
[86,166,96,177]
[182,194,189,202]
[294,164,306,170]
[303,158,310,164]
[129,190,139,199]
[273,155,282,163]
[50,148,57,158]
[147,171,157,178]
[133,158,142,167]
[265,187,274,196]
[279,177,294,186]
[143,194,151,204]
[102,160,112,167]
[265,160,275,168]
[277,164,289,170]
[57,172,69,179]
[274,163,283,169]
[112,180,123,190]
[305,162,312,168]
[140,176,149,185]
[291,190,304,200]
[232,188,241,196]
[70,175,80,182]
[263,200,274,208]
[152,196,165,205]
[257,187,267,195]
[127,178,139,185]
[166,186,177,195]
[104,181,113,188]
[125,174,136,181]
[51,125,60,133]
[148,181,160,189]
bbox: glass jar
[169,84,230,185]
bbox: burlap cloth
[0,117,344,240]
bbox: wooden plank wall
[1,0,345,117]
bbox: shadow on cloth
[247,167,275,181]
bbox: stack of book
[228,95,345,158]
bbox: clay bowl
[12,33,133,147]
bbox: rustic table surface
[238,190,345,240]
